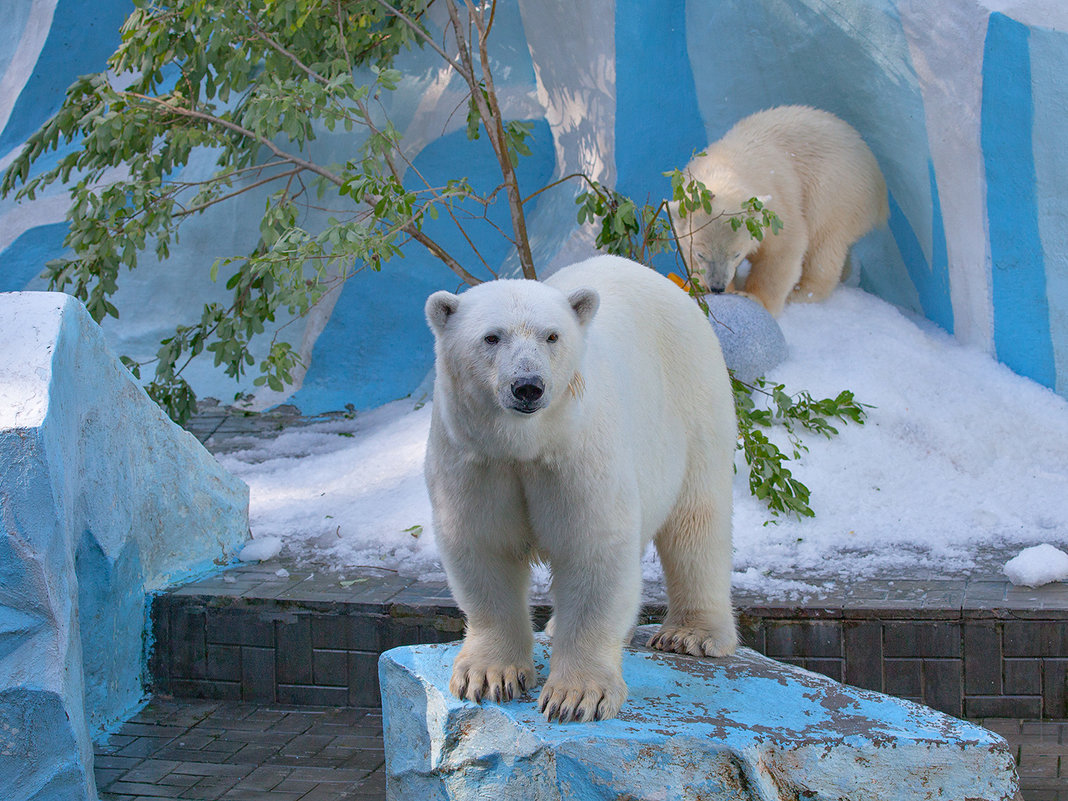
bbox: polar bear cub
[424,255,737,723]
[671,105,888,316]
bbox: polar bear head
[425,279,599,422]
[668,190,768,294]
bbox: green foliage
[733,377,870,520]
[574,168,783,274]
[575,180,673,264]
[729,196,784,242]
[1,0,535,423]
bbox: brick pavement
[982,718,1068,801]
[95,698,385,801]
[95,697,1065,800]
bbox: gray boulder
[704,292,788,381]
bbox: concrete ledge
[379,626,1018,800]
[152,560,1068,721]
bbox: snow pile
[1003,544,1068,588]
[237,535,284,563]
[216,287,1068,594]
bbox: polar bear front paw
[648,623,738,658]
[537,673,627,723]
[449,658,536,704]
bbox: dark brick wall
[152,592,1068,719]
[738,614,1068,719]
[150,596,464,708]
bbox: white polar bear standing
[424,255,737,723]
[671,105,889,316]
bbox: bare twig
[370,0,471,79]
[174,168,302,218]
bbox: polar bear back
[546,256,735,530]
[710,105,888,239]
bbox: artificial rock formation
[0,292,249,801]
[380,626,1018,800]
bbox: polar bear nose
[511,376,545,405]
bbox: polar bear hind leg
[649,484,737,657]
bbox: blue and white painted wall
[2,0,1067,411]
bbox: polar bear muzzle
[509,374,545,414]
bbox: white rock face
[0,291,249,801]
[379,627,1018,800]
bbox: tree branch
[447,0,536,278]
[370,0,471,81]
[246,20,330,85]
[121,91,344,187]
[403,223,482,285]
[174,168,302,218]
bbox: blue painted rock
[379,626,1017,800]
[0,292,249,801]
[704,292,788,382]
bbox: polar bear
[670,105,888,316]
[423,255,737,723]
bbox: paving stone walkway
[982,718,1068,801]
[95,699,385,801]
[94,698,1064,800]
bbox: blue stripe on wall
[982,12,1055,388]
[614,0,705,220]
[886,181,952,334]
[0,221,68,291]
[0,0,133,156]
[886,161,953,334]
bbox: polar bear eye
[483,334,500,345]
[547,332,559,343]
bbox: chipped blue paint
[380,629,1018,799]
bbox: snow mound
[238,535,283,562]
[1003,544,1068,587]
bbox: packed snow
[215,287,1068,597]
[237,535,283,563]
[1003,543,1068,588]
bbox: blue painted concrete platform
[380,626,1018,800]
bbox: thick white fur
[424,255,737,723]
[671,105,889,316]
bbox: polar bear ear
[425,291,460,335]
[567,288,599,327]
[756,194,773,207]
